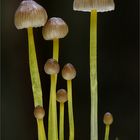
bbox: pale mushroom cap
[14,0,48,29]
[62,63,76,80]
[73,0,115,12]
[42,17,69,40]
[56,89,68,103]
[44,58,60,75]
[103,112,113,125]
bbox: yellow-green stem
[90,10,98,140]
[104,125,110,140]
[67,80,74,140]
[50,75,58,140]
[53,39,59,61]
[27,27,43,107]
[27,28,46,140]
[37,119,47,140]
[59,103,64,140]
[48,38,59,140]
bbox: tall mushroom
[73,0,115,140]
[62,63,76,140]
[42,17,68,140]
[14,0,48,140]
[44,58,60,140]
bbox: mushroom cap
[73,0,115,12]
[103,112,113,125]
[42,17,69,40]
[44,58,60,75]
[34,106,45,119]
[62,63,76,80]
[56,89,68,103]
[14,0,48,29]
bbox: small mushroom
[62,63,76,80]
[56,89,68,140]
[62,63,76,140]
[44,58,60,75]
[34,106,45,120]
[103,112,113,140]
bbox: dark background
[1,0,139,140]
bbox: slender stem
[67,80,74,140]
[27,27,43,107]
[27,28,46,140]
[53,39,59,61]
[48,38,59,140]
[50,75,58,140]
[37,119,47,140]
[104,125,110,140]
[90,10,98,140]
[59,103,64,140]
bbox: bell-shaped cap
[73,0,115,12]
[42,17,69,40]
[14,0,48,29]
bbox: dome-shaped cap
[62,63,76,80]
[42,17,69,40]
[73,0,115,12]
[14,0,48,29]
[56,89,68,103]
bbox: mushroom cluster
[14,0,115,140]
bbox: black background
[1,0,139,140]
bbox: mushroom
[14,1,48,140]
[42,17,68,140]
[44,58,60,140]
[62,63,76,140]
[42,17,68,61]
[103,112,113,140]
[73,0,115,140]
[56,89,68,140]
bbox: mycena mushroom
[62,63,76,140]
[42,17,68,61]
[14,0,48,139]
[103,112,113,140]
[73,0,115,140]
[44,58,60,140]
[56,89,68,140]
[42,17,68,140]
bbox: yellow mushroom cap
[42,17,69,40]
[103,112,113,125]
[44,58,60,75]
[73,0,115,12]
[14,0,48,29]
[34,106,45,119]
[56,89,68,103]
[62,63,76,80]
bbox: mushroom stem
[104,125,110,140]
[37,119,47,140]
[53,38,59,61]
[27,27,46,140]
[27,27,43,106]
[67,80,74,140]
[90,10,98,140]
[59,103,65,140]
[50,74,58,140]
[48,39,59,140]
